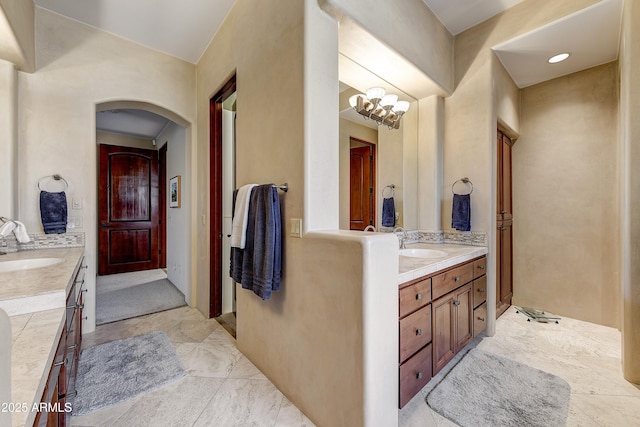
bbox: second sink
[399,249,448,259]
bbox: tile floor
[70,305,640,427]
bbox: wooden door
[453,283,473,352]
[497,220,513,317]
[350,141,375,230]
[432,293,455,375]
[210,75,236,318]
[98,144,159,275]
[497,129,514,317]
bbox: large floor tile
[193,378,283,427]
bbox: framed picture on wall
[170,176,181,208]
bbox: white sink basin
[399,249,448,259]
[0,258,65,273]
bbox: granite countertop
[398,242,488,284]
[0,248,85,316]
[0,248,85,426]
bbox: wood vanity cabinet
[398,277,432,408]
[34,256,86,427]
[398,255,486,407]
[472,257,487,337]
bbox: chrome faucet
[393,227,408,249]
[363,225,376,232]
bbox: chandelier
[348,87,410,130]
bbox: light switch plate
[290,218,302,238]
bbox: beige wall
[0,59,17,218]
[444,0,602,336]
[513,63,620,327]
[0,0,35,72]
[17,8,196,334]
[619,0,640,383]
[195,1,399,425]
[321,0,453,94]
[96,130,155,150]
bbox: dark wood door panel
[99,144,159,275]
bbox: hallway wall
[16,7,196,333]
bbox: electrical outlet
[72,196,82,210]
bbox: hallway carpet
[96,278,186,325]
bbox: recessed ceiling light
[548,53,570,64]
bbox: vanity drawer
[399,343,432,408]
[432,262,474,300]
[399,305,431,363]
[399,278,431,317]
[473,275,487,309]
[473,302,487,337]
[473,256,486,278]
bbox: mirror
[339,54,418,231]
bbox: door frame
[159,143,167,269]
[209,74,237,318]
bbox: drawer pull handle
[416,372,423,379]
[416,329,422,336]
[478,265,485,270]
[477,288,485,293]
[477,316,485,322]
[67,344,78,350]
[454,276,460,282]
[416,293,422,301]
[66,304,77,310]
[453,300,461,307]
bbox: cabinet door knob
[477,288,485,293]
[54,357,68,367]
[453,300,461,307]
[416,328,422,336]
[478,265,485,270]
[416,372,423,379]
[477,316,485,322]
[454,276,460,282]
[416,293,422,301]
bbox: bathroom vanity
[397,243,487,408]
[0,248,85,426]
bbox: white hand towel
[13,221,31,243]
[231,184,257,249]
[0,221,16,237]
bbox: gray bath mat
[96,278,186,325]
[73,331,185,416]
[427,348,570,427]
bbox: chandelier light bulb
[365,87,385,101]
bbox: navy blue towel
[40,191,68,234]
[230,185,282,300]
[382,197,395,227]
[452,193,471,231]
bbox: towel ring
[452,177,473,195]
[37,174,69,192]
[382,184,395,198]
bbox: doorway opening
[209,75,237,335]
[95,102,190,324]
[349,137,376,230]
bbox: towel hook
[382,184,395,198]
[37,174,69,192]
[452,177,473,195]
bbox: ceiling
[96,109,171,140]
[35,0,622,137]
